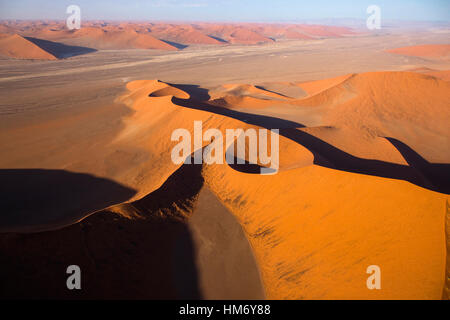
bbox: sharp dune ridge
[0,69,449,299]
[164,73,450,194]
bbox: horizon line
[1,18,449,24]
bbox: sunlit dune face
[387,44,450,59]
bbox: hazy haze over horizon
[0,0,449,22]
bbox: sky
[0,0,449,22]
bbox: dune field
[0,19,449,300]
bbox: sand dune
[0,68,448,299]
[0,21,356,52]
[294,24,354,37]
[408,67,450,81]
[69,28,178,50]
[114,72,449,299]
[225,28,275,44]
[204,159,447,300]
[195,23,353,41]
[294,72,450,163]
[0,162,264,299]
[283,29,314,40]
[0,33,57,60]
[149,25,223,45]
[387,44,450,59]
[296,74,354,96]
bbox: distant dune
[387,44,450,59]
[0,69,448,299]
[69,28,179,50]
[0,21,356,54]
[226,28,275,44]
[149,25,223,45]
[0,33,57,60]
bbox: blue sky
[0,0,449,22]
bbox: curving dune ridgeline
[0,70,449,299]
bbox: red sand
[387,44,450,59]
[0,21,356,53]
[0,34,57,60]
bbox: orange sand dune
[150,25,223,45]
[226,28,274,44]
[256,82,308,99]
[195,23,352,42]
[407,67,450,81]
[296,74,354,96]
[197,24,275,44]
[293,72,450,163]
[204,160,447,300]
[112,75,449,299]
[0,21,357,49]
[387,44,450,59]
[0,161,264,299]
[0,24,16,34]
[70,28,178,50]
[0,70,448,300]
[0,34,57,60]
[208,83,295,109]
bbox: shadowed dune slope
[24,37,97,58]
[0,34,58,60]
[293,72,450,164]
[0,169,136,233]
[0,161,264,300]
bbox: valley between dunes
[0,69,449,299]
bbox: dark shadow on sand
[25,37,97,58]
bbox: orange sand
[0,68,448,299]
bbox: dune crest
[0,33,57,60]
[70,28,179,50]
